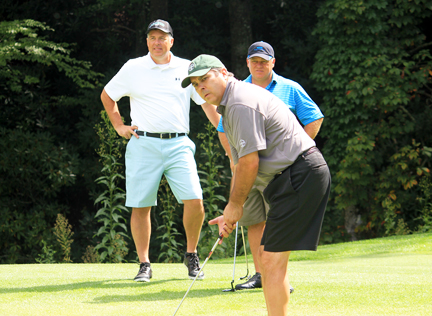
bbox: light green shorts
[125,135,202,207]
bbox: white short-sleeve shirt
[104,53,205,133]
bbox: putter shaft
[231,222,239,289]
[240,226,250,280]
[172,234,223,316]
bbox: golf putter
[222,222,239,292]
[172,233,223,316]
[239,226,251,281]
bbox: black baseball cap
[146,19,173,37]
[247,41,274,60]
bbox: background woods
[1,0,431,264]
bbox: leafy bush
[93,111,130,263]
[0,129,78,263]
[54,214,74,263]
[35,241,57,264]
[82,245,102,264]
[311,0,432,240]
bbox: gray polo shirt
[218,78,316,185]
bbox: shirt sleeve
[189,85,206,105]
[228,105,266,160]
[104,61,132,102]
[293,84,324,126]
[216,117,225,132]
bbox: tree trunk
[228,0,252,79]
[344,205,362,241]
[135,1,148,57]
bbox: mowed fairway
[1,233,431,316]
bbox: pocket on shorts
[184,136,196,154]
[263,167,296,204]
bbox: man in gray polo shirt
[182,54,331,315]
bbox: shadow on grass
[0,278,179,294]
[0,277,256,303]
[90,287,255,304]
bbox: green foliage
[0,18,104,263]
[156,179,184,263]
[0,19,101,94]
[311,0,432,239]
[81,245,102,263]
[0,128,77,263]
[415,176,432,233]
[35,240,57,264]
[197,122,231,259]
[94,111,130,263]
[53,214,74,263]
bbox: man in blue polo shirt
[216,41,324,291]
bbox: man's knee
[183,199,204,213]
[258,250,290,274]
[132,207,151,217]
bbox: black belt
[136,131,186,139]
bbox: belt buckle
[160,134,163,139]
[169,133,172,139]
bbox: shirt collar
[220,77,237,106]
[244,71,278,87]
[145,52,181,69]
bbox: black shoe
[235,272,262,290]
[134,262,152,282]
[184,252,205,280]
[235,272,295,293]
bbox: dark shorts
[261,150,331,252]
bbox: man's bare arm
[218,132,234,173]
[100,89,138,139]
[304,117,324,139]
[201,102,221,128]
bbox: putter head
[239,274,251,281]
[222,281,236,292]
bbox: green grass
[1,233,431,316]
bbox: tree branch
[417,91,432,99]
[409,41,432,54]
[399,105,416,122]
[90,25,136,34]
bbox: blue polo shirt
[216,71,323,132]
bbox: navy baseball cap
[146,19,173,37]
[247,41,274,60]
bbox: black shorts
[261,150,331,252]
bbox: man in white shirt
[100,19,208,282]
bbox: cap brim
[247,53,273,60]
[181,68,212,88]
[147,27,172,36]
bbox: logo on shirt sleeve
[239,139,246,148]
